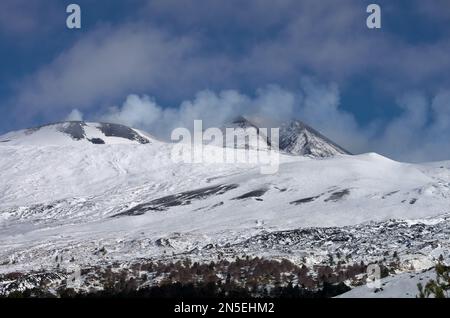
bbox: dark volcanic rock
[232,189,268,200]
[97,123,149,144]
[18,121,151,144]
[58,122,86,140]
[89,138,105,144]
[290,195,320,205]
[325,189,350,202]
[112,184,239,217]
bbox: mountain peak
[279,120,352,157]
[221,116,351,157]
[0,121,152,146]
[226,115,259,129]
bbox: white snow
[0,122,151,146]
[337,269,436,298]
[0,122,450,297]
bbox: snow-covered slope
[209,116,270,150]
[337,269,436,298]
[216,116,351,157]
[0,121,449,297]
[279,120,351,156]
[0,121,153,145]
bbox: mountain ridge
[0,118,449,298]
[0,121,153,145]
[0,117,352,158]
[222,115,351,157]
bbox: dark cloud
[10,23,222,122]
[0,0,60,37]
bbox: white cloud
[371,91,450,162]
[65,109,83,121]
[96,81,370,154]
[96,82,450,163]
[431,90,450,131]
[99,86,299,137]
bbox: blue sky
[1,0,450,161]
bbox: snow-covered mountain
[214,116,270,150]
[0,117,349,157]
[218,116,350,157]
[0,121,153,145]
[278,120,351,157]
[0,120,449,297]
